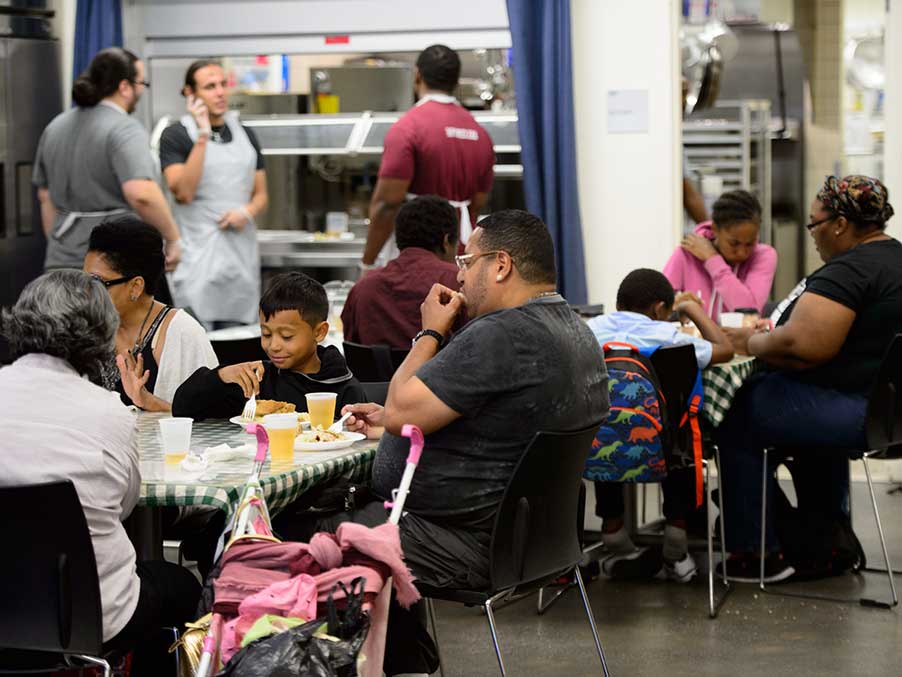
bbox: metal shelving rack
[683,99,773,244]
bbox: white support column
[885,0,902,239]
[571,0,682,309]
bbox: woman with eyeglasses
[83,216,217,412]
[663,189,777,321]
[713,175,900,583]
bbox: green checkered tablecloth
[138,413,375,517]
[702,356,758,427]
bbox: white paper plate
[229,415,310,431]
[294,431,366,451]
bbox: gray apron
[169,112,260,324]
[45,207,131,269]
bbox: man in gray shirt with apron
[160,60,268,329]
[33,48,181,271]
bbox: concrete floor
[427,482,902,676]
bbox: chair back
[649,344,699,428]
[211,337,268,366]
[488,424,602,593]
[343,341,409,382]
[0,481,104,654]
[864,333,902,460]
[361,381,390,406]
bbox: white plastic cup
[158,417,193,464]
[325,211,349,233]
[306,392,337,430]
[720,312,744,328]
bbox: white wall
[885,0,902,240]
[571,0,681,309]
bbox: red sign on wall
[325,35,350,45]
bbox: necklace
[530,290,559,301]
[129,300,156,357]
[211,126,223,142]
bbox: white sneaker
[656,552,698,583]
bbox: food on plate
[256,400,296,416]
[238,400,311,424]
[298,428,346,444]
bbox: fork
[241,392,257,421]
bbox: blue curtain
[73,0,123,84]
[506,0,588,304]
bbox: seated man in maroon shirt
[342,195,466,349]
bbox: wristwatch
[412,329,444,349]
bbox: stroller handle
[401,424,424,466]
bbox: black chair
[758,334,902,608]
[419,424,610,677]
[210,336,267,366]
[0,481,112,676]
[343,341,409,382]
[649,345,731,618]
[570,303,605,319]
[361,381,390,406]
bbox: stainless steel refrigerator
[0,5,63,361]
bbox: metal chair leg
[74,655,111,677]
[862,454,898,607]
[484,592,508,676]
[705,454,731,618]
[759,450,897,609]
[574,566,611,677]
[536,575,576,615]
[715,446,730,589]
[426,598,445,677]
[169,626,181,677]
[759,448,769,591]
[641,483,647,525]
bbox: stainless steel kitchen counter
[257,230,365,269]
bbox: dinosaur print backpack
[584,342,668,483]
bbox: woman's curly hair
[1,270,119,385]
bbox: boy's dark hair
[415,44,461,93]
[260,272,329,326]
[617,268,675,313]
[183,59,223,93]
[476,209,557,285]
[88,216,164,295]
[712,190,762,230]
[73,47,140,107]
[395,195,459,253]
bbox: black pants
[594,466,696,522]
[103,560,201,676]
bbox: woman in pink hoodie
[663,190,777,321]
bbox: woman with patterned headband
[713,175,900,582]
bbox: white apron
[376,94,474,266]
[170,112,260,324]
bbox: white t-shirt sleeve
[154,310,220,403]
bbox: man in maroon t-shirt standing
[361,44,495,267]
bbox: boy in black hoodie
[172,272,366,420]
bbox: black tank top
[115,305,174,406]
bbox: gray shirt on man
[33,101,156,268]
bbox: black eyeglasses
[90,273,133,288]
[805,215,835,231]
[130,79,150,88]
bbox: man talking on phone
[159,60,268,329]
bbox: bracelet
[357,260,377,272]
[412,329,444,349]
[238,206,255,226]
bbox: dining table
[131,412,376,559]
[702,355,758,427]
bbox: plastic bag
[217,578,370,677]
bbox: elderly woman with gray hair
[0,269,199,675]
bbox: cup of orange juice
[263,413,299,462]
[306,392,337,430]
[159,417,192,464]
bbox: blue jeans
[715,371,866,553]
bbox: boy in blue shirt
[587,268,732,582]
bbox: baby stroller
[190,423,425,677]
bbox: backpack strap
[681,373,706,507]
[602,341,641,353]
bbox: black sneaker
[601,546,664,580]
[716,552,795,583]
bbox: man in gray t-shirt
[33,47,181,270]
[338,211,609,590]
